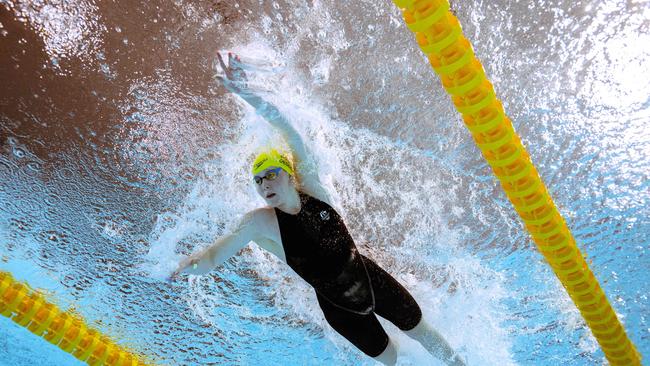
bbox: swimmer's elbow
[208,228,255,268]
[204,210,261,269]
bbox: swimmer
[171,52,465,366]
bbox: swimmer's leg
[316,293,393,363]
[403,318,465,366]
[373,337,398,366]
[360,255,464,365]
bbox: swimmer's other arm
[216,53,310,171]
[215,52,329,202]
[171,211,259,278]
[238,92,330,203]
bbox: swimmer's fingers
[216,52,233,79]
[228,52,248,82]
[168,263,187,282]
[228,52,237,69]
[166,270,179,283]
[215,52,253,96]
[229,54,244,71]
[217,51,246,80]
[169,256,193,280]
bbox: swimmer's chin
[264,195,284,208]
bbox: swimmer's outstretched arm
[215,52,323,193]
[215,53,308,159]
[170,211,258,278]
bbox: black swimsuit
[275,193,422,357]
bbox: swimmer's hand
[168,255,203,282]
[215,52,250,95]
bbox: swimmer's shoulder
[244,207,286,262]
[245,207,280,239]
[299,185,332,206]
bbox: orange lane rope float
[390,0,641,364]
[0,271,150,366]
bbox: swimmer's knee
[373,337,397,366]
[398,301,422,331]
[403,314,429,337]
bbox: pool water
[1,0,648,365]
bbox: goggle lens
[254,168,281,185]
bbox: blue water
[1,0,649,365]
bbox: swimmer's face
[254,166,294,206]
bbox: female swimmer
[172,52,464,366]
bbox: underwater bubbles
[4,0,107,69]
[0,157,17,180]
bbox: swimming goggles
[253,167,283,185]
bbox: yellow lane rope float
[390,0,641,364]
[0,271,149,366]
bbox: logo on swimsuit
[320,210,330,221]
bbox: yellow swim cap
[252,149,294,176]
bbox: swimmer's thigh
[316,293,389,357]
[362,255,422,331]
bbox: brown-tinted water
[1,0,649,365]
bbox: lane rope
[0,271,149,366]
[390,0,641,364]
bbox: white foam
[141,38,517,363]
